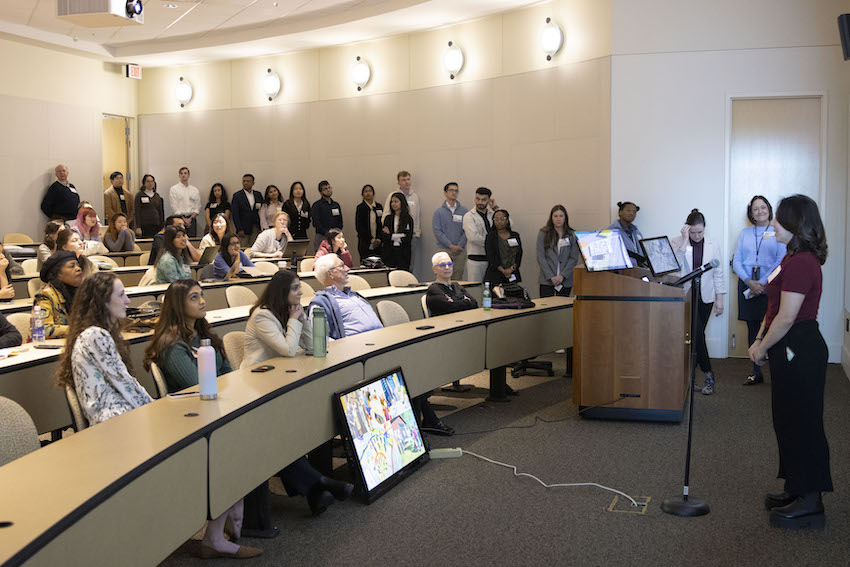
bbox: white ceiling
[0,0,541,66]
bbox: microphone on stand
[669,259,720,288]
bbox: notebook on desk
[285,239,310,258]
[197,246,218,266]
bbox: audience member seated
[314,228,353,268]
[380,192,414,271]
[150,215,201,266]
[0,243,16,300]
[213,233,255,280]
[251,211,293,259]
[426,252,478,315]
[38,220,64,270]
[155,226,192,284]
[204,183,232,231]
[239,272,353,514]
[57,274,260,560]
[607,201,644,258]
[134,174,165,238]
[484,209,522,286]
[259,185,284,231]
[71,205,105,247]
[282,181,311,240]
[103,213,137,252]
[0,312,22,347]
[536,205,579,297]
[56,229,99,279]
[35,251,83,339]
[199,213,229,255]
[310,254,453,435]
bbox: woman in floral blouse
[55,272,262,560]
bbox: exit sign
[125,64,142,80]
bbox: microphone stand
[661,273,710,517]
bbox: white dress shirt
[169,182,201,216]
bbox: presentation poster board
[334,367,428,503]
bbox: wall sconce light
[263,68,281,101]
[350,56,371,91]
[443,41,464,79]
[540,18,564,60]
[174,76,193,107]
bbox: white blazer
[670,235,726,304]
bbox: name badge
[767,265,781,284]
[764,231,775,239]
[69,187,77,194]
[558,238,569,248]
[140,196,150,204]
[254,203,261,210]
[301,211,309,218]
[453,214,463,222]
[507,238,519,247]
[119,193,125,201]
[509,273,517,282]
[332,208,340,216]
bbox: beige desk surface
[0,298,573,565]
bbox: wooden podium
[572,266,690,422]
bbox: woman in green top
[154,225,192,284]
[141,279,261,560]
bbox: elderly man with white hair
[41,164,81,222]
[310,253,454,435]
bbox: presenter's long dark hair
[775,194,827,265]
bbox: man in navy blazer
[231,173,264,247]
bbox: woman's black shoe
[306,485,335,516]
[769,493,825,530]
[321,477,354,501]
[743,375,764,386]
[764,491,795,510]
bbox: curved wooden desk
[0,298,572,567]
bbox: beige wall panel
[318,35,410,100]
[272,103,313,163]
[502,0,612,74]
[231,50,320,107]
[409,15,503,90]
[0,96,49,159]
[140,112,187,166]
[184,109,240,168]
[47,104,99,163]
[236,105,278,162]
[311,94,401,158]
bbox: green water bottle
[312,306,328,357]
[483,282,492,311]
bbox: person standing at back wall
[169,166,201,237]
[432,182,468,280]
[231,173,264,248]
[311,180,343,253]
[382,171,421,274]
[463,187,498,282]
[104,171,134,232]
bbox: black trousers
[767,321,832,495]
[242,456,324,531]
[413,394,438,426]
[694,300,714,373]
[539,284,572,297]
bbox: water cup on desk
[278,260,287,269]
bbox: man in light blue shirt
[432,182,468,280]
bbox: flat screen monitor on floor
[334,367,429,503]
[576,230,633,272]
[639,236,680,277]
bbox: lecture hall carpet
[159,356,849,567]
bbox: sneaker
[701,371,715,395]
[743,375,764,386]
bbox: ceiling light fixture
[350,56,371,91]
[263,68,281,101]
[540,18,564,61]
[442,41,464,79]
[174,77,193,107]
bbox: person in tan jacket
[103,171,135,231]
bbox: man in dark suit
[231,173,264,247]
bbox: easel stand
[661,274,710,517]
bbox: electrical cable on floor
[451,398,623,437]
[460,449,640,507]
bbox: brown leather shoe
[197,544,263,559]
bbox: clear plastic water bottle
[312,306,328,357]
[197,338,217,400]
[482,282,492,311]
[31,305,45,344]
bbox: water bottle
[197,338,217,400]
[482,282,492,311]
[290,250,298,273]
[312,306,328,358]
[31,305,45,343]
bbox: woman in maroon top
[748,194,829,531]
